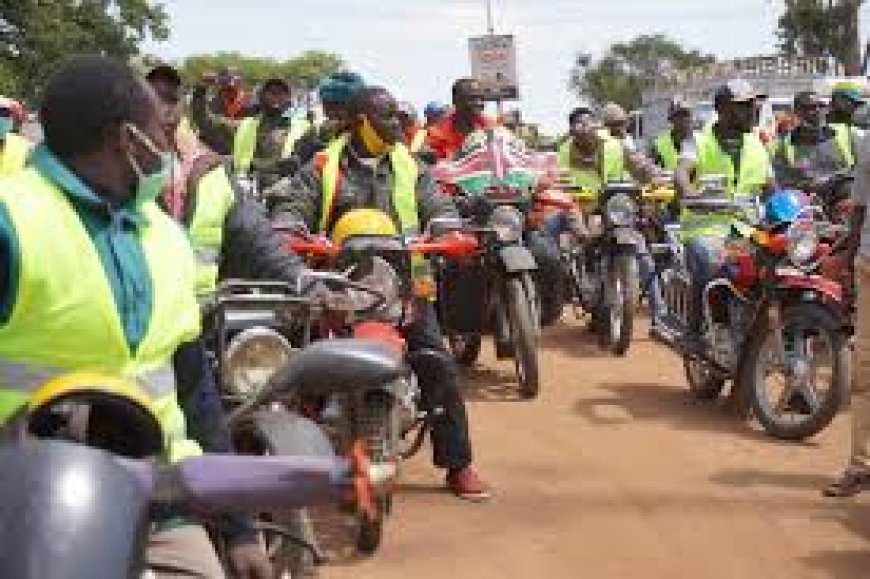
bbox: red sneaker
[446,466,491,502]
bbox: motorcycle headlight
[786,221,818,266]
[223,327,293,397]
[605,193,636,226]
[489,205,524,243]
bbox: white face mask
[124,123,173,203]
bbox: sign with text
[469,34,519,100]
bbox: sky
[146,0,870,133]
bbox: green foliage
[569,34,714,110]
[178,50,344,91]
[0,0,170,102]
[777,0,864,73]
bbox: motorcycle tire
[355,391,395,554]
[506,275,540,399]
[683,357,726,401]
[741,302,848,441]
[233,411,326,578]
[606,253,638,356]
[448,333,483,366]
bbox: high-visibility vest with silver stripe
[187,164,236,296]
[0,167,202,461]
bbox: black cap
[793,90,825,109]
[145,64,182,87]
[260,77,290,92]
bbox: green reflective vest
[0,168,202,461]
[654,131,680,171]
[187,165,236,296]
[681,127,770,237]
[557,137,625,199]
[318,134,432,294]
[0,133,30,176]
[233,116,304,174]
[831,123,856,168]
[319,134,420,234]
[776,131,852,170]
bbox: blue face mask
[125,124,172,204]
[0,117,14,138]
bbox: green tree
[777,0,864,75]
[0,1,169,101]
[569,34,715,110]
[178,50,343,92]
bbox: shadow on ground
[709,468,830,492]
[573,380,773,442]
[801,503,870,578]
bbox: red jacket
[426,112,495,160]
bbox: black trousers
[402,300,473,471]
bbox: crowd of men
[1,53,870,578]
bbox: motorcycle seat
[284,339,405,397]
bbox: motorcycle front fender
[775,271,843,305]
[498,245,538,273]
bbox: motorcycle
[652,186,850,440]
[433,127,542,397]
[0,372,378,579]
[207,280,325,575]
[283,216,477,548]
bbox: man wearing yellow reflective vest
[827,79,866,169]
[674,79,775,346]
[272,85,491,501]
[192,76,304,189]
[0,56,270,579]
[773,91,852,202]
[651,96,694,171]
[0,97,31,175]
[146,64,305,299]
[550,104,664,327]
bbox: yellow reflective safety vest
[681,127,771,237]
[233,116,303,173]
[0,133,30,175]
[654,131,680,171]
[831,123,856,168]
[318,134,433,297]
[557,137,625,199]
[187,164,236,296]
[0,168,202,461]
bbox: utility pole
[485,0,495,34]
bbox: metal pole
[485,0,494,34]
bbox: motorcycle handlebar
[122,454,355,514]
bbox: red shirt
[426,112,495,160]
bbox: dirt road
[322,317,870,579]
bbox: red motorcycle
[282,215,477,550]
[654,193,850,440]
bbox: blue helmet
[764,189,805,226]
[424,101,448,120]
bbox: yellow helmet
[331,208,398,247]
[28,372,163,458]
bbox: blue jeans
[540,213,663,324]
[683,235,725,334]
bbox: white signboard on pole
[469,34,519,100]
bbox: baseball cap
[600,102,628,124]
[714,79,759,105]
[832,79,866,104]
